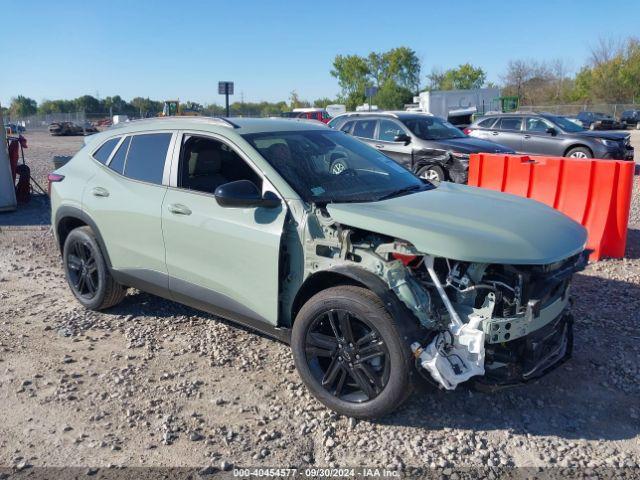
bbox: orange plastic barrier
[468,154,636,261]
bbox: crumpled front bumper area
[474,312,573,391]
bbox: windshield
[402,116,466,140]
[549,115,585,133]
[242,130,429,203]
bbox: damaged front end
[294,205,588,390]
[409,251,588,389]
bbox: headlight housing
[597,138,619,148]
[450,152,470,161]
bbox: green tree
[313,97,336,108]
[289,90,310,109]
[374,80,414,110]
[426,63,486,90]
[331,47,420,110]
[9,95,37,117]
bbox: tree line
[4,36,639,119]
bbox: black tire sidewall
[62,227,109,310]
[291,286,412,418]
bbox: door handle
[523,134,531,139]
[374,144,384,149]
[490,131,499,135]
[91,187,109,197]
[167,203,192,215]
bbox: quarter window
[496,117,522,131]
[124,133,172,185]
[353,120,376,139]
[477,117,497,128]
[108,136,130,174]
[378,120,404,142]
[93,137,120,164]
[340,121,355,133]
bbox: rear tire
[291,285,413,418]
[566,147,592,159]
[417,164,446,184]
[63,226,127,310]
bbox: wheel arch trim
[54,206,113,269]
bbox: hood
[424,137,515,154]
[571,130,629,141]
[327,182,587,265]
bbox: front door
[82,132,174,287]
[374,119,412,168]
[522,117,560,156]
[161,133,286,325]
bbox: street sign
[218,81,234,116]
[218,81,234,95]
[365,86,378,97]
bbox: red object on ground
[7,135,28,184]
[468,153,636,261]
[8,139,19,183]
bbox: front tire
[417,164,445,184]
[291,286,413,418]
[566,147,592,159]
[63,226,127,310]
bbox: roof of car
[331,111,435,121]
[106,116,328,135]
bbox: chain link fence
[5,112,87,131]
[517,103,639,117]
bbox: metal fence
[517,103,639,117]
[5,112,86,131]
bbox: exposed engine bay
[284,206,588,390]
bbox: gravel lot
[0,130,639,475]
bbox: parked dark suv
[328,112,514,183]
[620,110,640,129]
[466,113,634,160]
[575,111,624,130]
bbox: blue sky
[1,0,639,107]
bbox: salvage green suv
[51,117,588,418]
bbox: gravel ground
[0,130,638,475]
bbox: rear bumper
[474,312,573,391]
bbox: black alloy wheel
[305,309,390,402]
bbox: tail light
[47,173,65,196]
[463,128,472,135]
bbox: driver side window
[378,120,404,142]
[178,136,262,194]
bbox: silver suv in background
[329,112,514,183]
[465,113,634,160]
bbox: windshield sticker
[311,186,326,196]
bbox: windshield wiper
[376,184,425,201]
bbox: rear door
[161,132,286,326]
[82,131,175,287]
[522,117,561,155]
[374,118,412,168]
[351,119,378,148]
[491,116,524,151]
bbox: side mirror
[394,133,411,145]
[546,127,557,135]
[214,180,281,209]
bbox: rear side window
[108,136,131,174]
[124,133,172,185]
[340,121,355,133]
[496,117,522,131]
[93,137,120,164]
[477,117,497,128]
[353,120,376,138]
